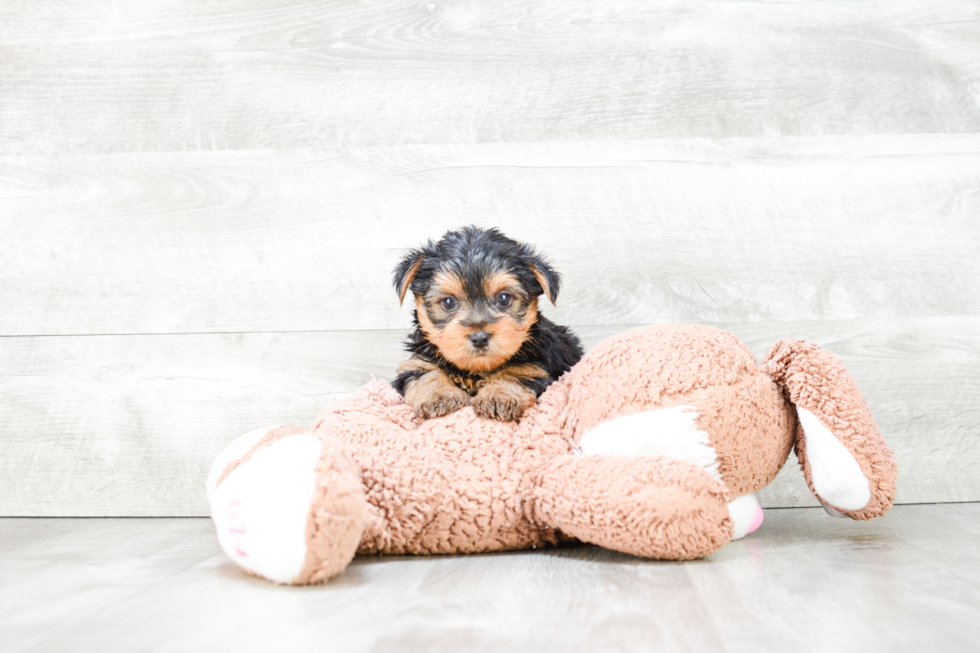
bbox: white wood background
[1,0,978,516]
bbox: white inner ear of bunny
[575,405,721,481]
[210,434,321,584]
[797,406,871,511]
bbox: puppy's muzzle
[469,331,491,350]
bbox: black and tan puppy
[392,226,583,422]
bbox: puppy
[392,226,583,421]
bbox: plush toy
[207,324,897,585]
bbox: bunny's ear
[392,251,424,305]
[761,340,897,520]
[528,259,561,306]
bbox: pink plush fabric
[532,454,733,560]
[213,324,898,584]
[309,376,571,555]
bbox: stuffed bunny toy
[207,324,897,585]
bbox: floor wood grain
[2,505,978,652]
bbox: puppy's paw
[472,383,535,422]
[403,372,470,420]
[414,387,470,419]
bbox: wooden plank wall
[1,1,978,516]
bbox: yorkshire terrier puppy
[392,226,583,422]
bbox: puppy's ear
[393,251,424,305]
[528,258,561,306]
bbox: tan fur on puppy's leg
[402,367,470,419]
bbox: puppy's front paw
[472,383,535,422]
[403,372,470,420]
[414,387,470,419]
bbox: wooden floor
[3,505,979,653]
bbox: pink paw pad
[223,496,249,559]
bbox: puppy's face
[393,227,562,372]
[415,267,537,373]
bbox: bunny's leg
[209,427,366,584]
[531,454,734,560]
[572,404,764,541]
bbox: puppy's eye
[495,292,513,308]
[440,297,458,311]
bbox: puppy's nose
[469,331,491,349]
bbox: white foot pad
[210,434,322,584]
[728,493,764,540]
